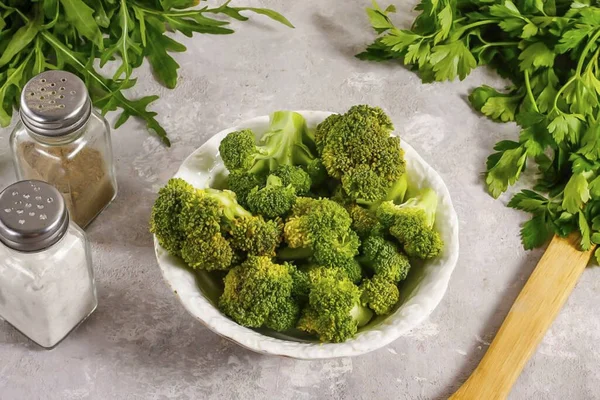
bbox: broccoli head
[202,189,282,256]
[181,233,234,271]
[220,111,317,177]
[346,203,382,238]
[228,215,283,256]
[227,170,264,207]
[360,275,400,315]
[280,198,361,277]
[246,175,296,218]
[150,178,195,256]
[219,256,298,330]
[271,165,312,195]
[360,235,411,283]
[221,112,322,208]
[315,105,406,202]
[306,158,328,188]
[297,268,373,342]
[287,264,311,302]
[265,298,301,331]
[377,188,443,260]
[219,129,260,171]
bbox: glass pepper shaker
[0,180,97,349]
[10,70,118,228]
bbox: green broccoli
[360,275,400,315]
[287,264,311,302]
[227,170,263,206]
[181,233,234,271]
[377,188,444,260]
[279,198,361,279]
[220,112,321,207]
[297,268,373,343]
[152,181,282,270]
[360,235,411,283]
[219,111,317,176]
[201,189,282,256]
[265,298,301,331]
[150,178,195,256]
[246,175,297,218]
[315,105,406,203]
[306,158,328,188]
[346,203,381,238]
[219,256,299,331]
[271,165,312,195]
[218,129,259,171]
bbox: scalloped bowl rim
[154,110,460,359]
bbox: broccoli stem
[251,111,315,174]
[277,246,314,260]
[350,304,373,327]
[205,189,252,221]
[385,174,408,203]
[402,188,438,227]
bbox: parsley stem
[576,29,600,76]
[456,20,496,34]
[552,29,600,114]
[524,70,539,113]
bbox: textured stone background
[1,1,599,399]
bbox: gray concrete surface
[1,1,599,399]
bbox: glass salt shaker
[0,180,97,349]
[10,70,118,228]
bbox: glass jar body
[10,109,118,228]
[0,223,97,348]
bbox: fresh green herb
[360,0,600,259]
[0,0,292,145]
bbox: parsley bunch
[359,0,600,259]
[0,0,292,145]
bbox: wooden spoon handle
[450,234,595,400]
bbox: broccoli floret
[306,158,328,188]
[220,112,317,177]
[219,129,259,171]
[246,175,296,218]
[360,235,411,283]
[221,112,323,207]
[227,170,264,207]
[287,264,311,302]
[171,187,281,269]
[377,188,444,260]
[201,189,282,256]
[315,105,406,202]
[219,256,298,330]
[271,165,312,195]
[346,203,382,238]
[360,275,400,315]
[228,215,283,256]
[297,268,373,343]
[335,257,363,284]
[181,233,234,271]
[280,198,361,275]
[150,178,195,256]
[265,298,301,331]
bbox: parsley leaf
[518,42,555,71]
[429,40,476,80]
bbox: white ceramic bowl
[154,111,459,359]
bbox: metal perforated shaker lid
[0,180,69,252]
[20,71,91,137]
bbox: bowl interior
[156,111,459,358]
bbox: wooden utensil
[450,234,595,400]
